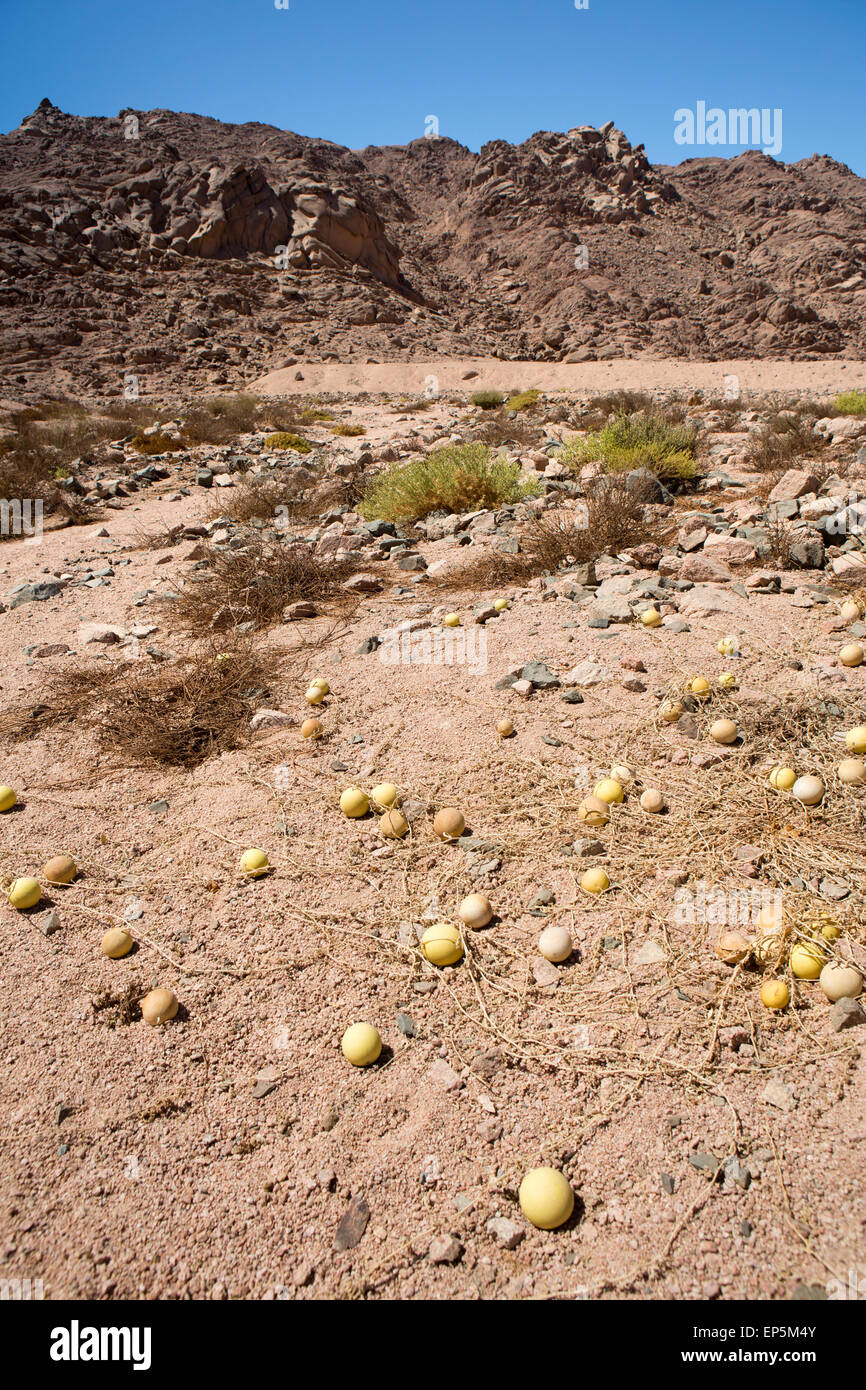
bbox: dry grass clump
[206,473,316,525]
[330,423,366,437]
[746,411,828,473]
[0,398,149,531]
[472,413,543,448]
[1,641,279,769]
[431,476,657,588]
[172,535,359,632]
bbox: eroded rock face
[1,100,865,396]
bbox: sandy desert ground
[1,364,865,1302]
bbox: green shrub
[300,407,335,422]
[471,391,505,410]
[556,412,698,482]
[506,389,540,412]
[331,423,366,436]
[360,442,539,523]
[835,390,866,416]
[263,432,313,453]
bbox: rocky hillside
[1,99,865,398]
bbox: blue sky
[1,0,864,173]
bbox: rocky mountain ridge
[1,100,865,398]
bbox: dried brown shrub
[1,641,279,769]
[431,475,657,588]
[171,535,360,633]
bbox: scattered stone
[429,1058,463,1092]
[283,600,318,619]
[486,1217,525,1250]
[428,1236,463,1265]
[532,958,560,988]
[634,940,666,966]
[829,997,866,1032]
[334,1195,370,1251]
[761,1079,795,1112]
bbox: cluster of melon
[716,901,863,1014]
[442,598,509,628]
[660,675,740,744]
[837,598,865,668]
[576,765,665,895]
[0,811,180,1027]
[1,838,77,911]
[767,725,866,805]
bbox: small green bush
[556,412,698,482]
[331,423,366,437]
[360,442,539,523]
[263,432,313,453]
[300,407,335,422]
[506,389,540,412]
[471,391,505,410]
[835,390,866,417]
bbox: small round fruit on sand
[580,867,610,895]
[840,597,865,623]
[639,788,665,813]
[301,717,323,739]
[660,701,683,724]
[760,979,790,1011]
[340,788,369,819]
[846,725,866,754]
[0,786,17,812]
[594,778,624,805]
[240,848,270,878]
[433,807,465,840]
[379,808,409,839]
[305,685,326,706]
[443,613,460,628]
[688,677,711,700]
[641,607,662,628]
[819,962,863,1002]
[371,783,399,809]
[578,796,610,827]
[341,1023,382,1067]
[497,718,515,738]
[519,1168,574,1229]
[141,988,178,1026]
[792,775,825,807]
[790,942,825,980]
[538,925,572,963]
[769,766,796,791]
[458,893,492,929]
[421,922,463,966]
[8,877,40,910]
[838,758,866,786]
[101,927,133,959]
[716,930,751,965]
[43,854,77,884]
[839,642,864,668]
[710,718,738,745]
